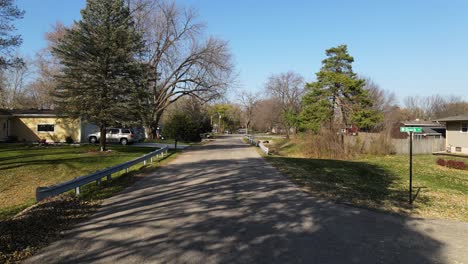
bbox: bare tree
[26,22,67,109]
[238,90,259,134]
[252,98,282,132]
[265,71,304,138]
[131,0,235,137]
[402,95,468,120]
[0,58,31,109]
[363,77,398,130]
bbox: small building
[0,109,91,143]
[392,120,445,139]
[436,115,468,154]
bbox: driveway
[27,136,468,264]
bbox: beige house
[437,115,468,154]
[0,109,88,143]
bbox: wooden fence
[392,138,445,154]
[345,133,445,155]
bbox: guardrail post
[150,157,153,163]
[75,186,80,196]
[143,159,147,166]
[126,168,129,173]
[107,174,112,181]
[96,178,101,186]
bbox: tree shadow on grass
[267,156,431,215]
[23,151,461,263]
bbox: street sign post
[400,127,422,204]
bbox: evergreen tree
[52,0,144,151]
[0,0,24,68]
[164,111,201,143]
[300,45,381,132]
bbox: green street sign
[400,127,422,133]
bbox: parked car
[88,128,137,145]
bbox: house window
[462,122,468,133]
[37,124,54,132]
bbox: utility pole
[218,113,222,133]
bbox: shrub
[65,136,74,144]
[164,111,205,142]
[436,158,466,170]
[436,158,446,166]
[6,136,18,143]
[300,129,355,160]
[447,160,466,170]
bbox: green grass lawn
[0,143,164,220]
[266,154,468,221]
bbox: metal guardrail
[36,147,169,202]
[245,135,269,155]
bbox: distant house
[392,120,446,139]
[436,115,468,154]
[0,109,95,143]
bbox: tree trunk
[143,125,152,140]
[153,111,164,139]
[100,123,107,152]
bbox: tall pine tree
[300,45,381,132]
[0,0,24,68]
[52,0,144,151]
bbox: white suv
[88,128,137,145]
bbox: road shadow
[25,152,454,263]
[266,156,432,214]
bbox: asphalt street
[26,135,468,264]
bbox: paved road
[132,142,189,150]
[27,136,467,264]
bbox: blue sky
[16,0,468,101]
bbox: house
[0,109,97,143]
[392,120,446,139]
[436,115,468,154]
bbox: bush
[436,158,466,170]
[436,158,446,166]
[6,136,18,143]
[300,129,355,160]
[447,160,466,170]
[65,136,74,144]
[164,111,208,142]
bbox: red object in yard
[436,159,446,166]
[436,158,466,170]
[344,125,359,135]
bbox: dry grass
[266,146,468,221]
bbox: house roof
[0,109,11,116]
[0,109,61,117]
[402,120,445,127]
[436,115,468,122]
[420,127,442,135]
